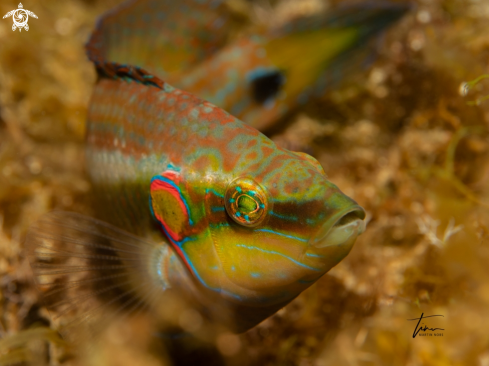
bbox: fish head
[204,145,366,306]
[144,83,366,309]
[148,132,365,309]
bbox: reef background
[1,0,489,365]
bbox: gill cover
[149,172,193,243]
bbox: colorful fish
[24,0,415,337]
[86,0,410,130]
[27,68,366,336]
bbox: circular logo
[12,9,28,28]
[3,4,37,32]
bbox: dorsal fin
[89,60,167,89]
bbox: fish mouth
[310,206,366,249]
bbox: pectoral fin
[25,211,169,343]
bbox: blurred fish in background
[87,0,410,130]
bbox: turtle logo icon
[3,3,38,32]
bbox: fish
[26,66,366,336]
[24,1,379,339]
[86,0,410,130]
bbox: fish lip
[309,205,366,248]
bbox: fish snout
[310,206,366,249]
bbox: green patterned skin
[86,66,366,330]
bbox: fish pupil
[251,70,285,104]
[225,177,268,227]
[237,195,258,213]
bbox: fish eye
[225,177,269,227]
[250,70,286,105]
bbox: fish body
[83,65,365,330]
[24,0,412,335]
[87,0,410,130]
[27,59,366,333]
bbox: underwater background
[1,0,489,365]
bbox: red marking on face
[150,178,188,241]
[161,170,180,183]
